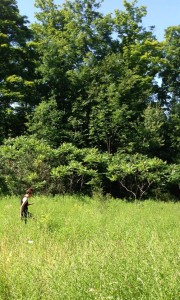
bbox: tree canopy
[0,0,179,199]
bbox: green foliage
[0,136,53,194]
[0,135,179,199]
[0,196,179,299]
[160,25,180,103]
[168,164,180,186]
[51,144,108,194]
[0,137,107,195]
[26,97,63,147]
[135,104,166,156]
[0,0,179,198]
[166,102,180,163]
[31,0,162,153]
[107,152,168,199]
[0,0,37,141]
[157,26,180,162]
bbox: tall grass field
[0,195,179,300]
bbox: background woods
[0,0,179,199]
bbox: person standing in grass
[20,188,33,224]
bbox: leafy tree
[0,0,36,141]
[158,26,180,163]
[166,102,180,163]
[167,164,180,189]
[135,104,166,157]
[32,0,114,146]
[0,135,54,194]
[107,152,168,200]
[86,0,162,153]
[0,136,108,195]
[160,26,180,106]
[26,97,63,147]
[0,135,178,199]
[30,0,166,154]
[51,144,108,194]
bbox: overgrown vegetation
[0,136,179,199]
[0,0,179,199]
[0,195,179,299]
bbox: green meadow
[0,195,179,300]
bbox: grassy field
[0,195,179,300]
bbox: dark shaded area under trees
[0,0,179,200]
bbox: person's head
[26,187,33,197]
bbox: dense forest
[0,0,179,199]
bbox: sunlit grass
[0,195,179,299]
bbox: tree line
[0,0,179,199]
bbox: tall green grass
[0,195,179,299]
